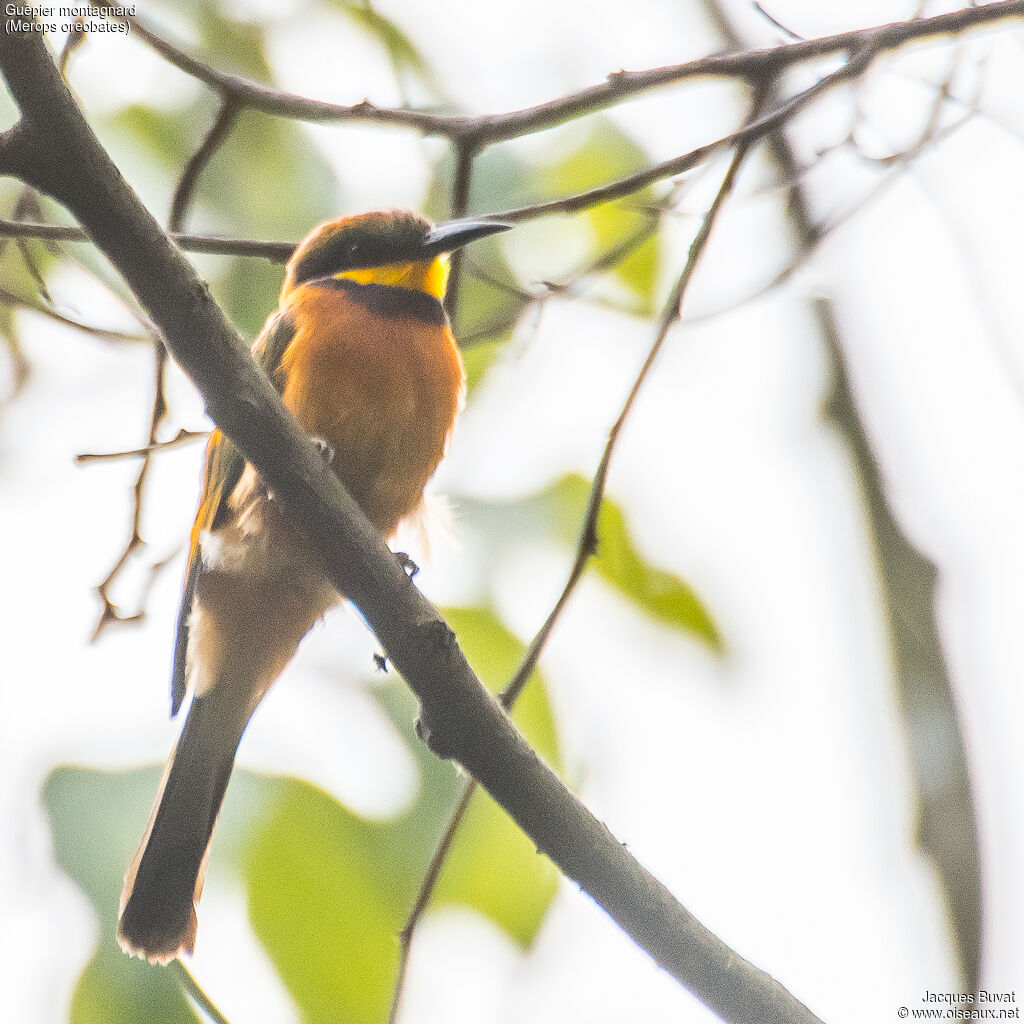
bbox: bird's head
[282,209,510,301]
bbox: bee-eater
[117,209,510,964]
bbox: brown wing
[170,310,296,715]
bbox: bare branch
[753,3,806,42]
[75,428,209,464]
[443,141,476,321]
[0,282,148,343]
[88,0,1024,147]
[168,98,241,234]
[88,0,474,138]
[90,343,169,640]
[170,961,231,1024]
[493,45,876,223]
[0,219,296,261]
[387,782,476,1024]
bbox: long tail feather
[118,691,248,964]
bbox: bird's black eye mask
[289,218,432,287]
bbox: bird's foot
[395,551,419,578]
[373,652,389,673]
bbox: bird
[117,209,510,964]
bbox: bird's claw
[373,652,389,673]
[311,436,335,464]
[395,551,419,578]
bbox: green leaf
[44,637,563,1022]
[549,475,723,652]
[457,477,723,654]
[337,3,439,90]
[243,774,429,1024]
[535,121,662,312]
[148,0,276,80]
[431,607,561,944]
[110,104,201,173]
[43,767,199,1024]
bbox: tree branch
[0,218,295,260]
[493,44,876,223]
[1,22,822,1024]
[170,961,230,1024]
[443,140,476,322]
[0,42,882,259]
[75,428,210,464]
[90,342,169,639]
[89,0,1024,147]
[168,97,241,234]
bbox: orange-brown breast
[276,280,464,538]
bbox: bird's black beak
[422,218,512,255]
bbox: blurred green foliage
[108,98,336,338]
[45,662,560,1023]
[424,118,664,391]
[45,767,201,1024]
[550,475,722,650]
[537,122,662,313]
[458,474,723,654]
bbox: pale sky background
[2,1,1024,1021]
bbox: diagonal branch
[169,98,241,234]
[494,44,875,223]
[170,961,230,1024]
[1,24,822,1024]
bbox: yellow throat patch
[335,256,449,301]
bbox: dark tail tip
[118,837,204,964]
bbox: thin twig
[91,342,169,639]
[170,961,231,1024]
[493,45,876,223]
[92,87,244,633]
[75,428,209,463]
[0,219,296,260]
[684,91,979,327]
[754,2,806,42]
[0,283,148,343]
[543,199,668,299]
[169,98,241,233]
[386,782,476,1024]
[88,0,472,138]
[444,141,476,322]
[386,87,768,1024]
